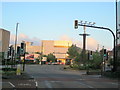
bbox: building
[117,1,120,44]
[117,1,120,70]
[25,41,41,54]
[0,29,10,64]
[42,40,72,64]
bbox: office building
[42,40,72,64]
[0,29,10,64]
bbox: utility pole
[40,41,43,65]
[79,26,90,62]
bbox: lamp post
[14,23,19,66]
[74,20,116,72]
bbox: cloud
[59,35,73,41]
[59,35,104,51]
[86,37,98,51]
[10,33,41,46]
[10,33,111,51]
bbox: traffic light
[74,20,78,29]
[21,43,24,49]
[9,45,13,56]
[106,52,109,60]
[21,42,25,56]
[104,49,106,57]
[9,46,12,56]
[17,46,20,55]
[90,51,92,55]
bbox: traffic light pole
[23,53,25,71]
[78,24,117,72]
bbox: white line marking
[111,83,118,85]
[50,81,61,83]
[8,82,15,88]
[35,81,38,87]
[79,82,94,88]
[44,80,52,88]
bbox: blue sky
[1,2,117,50]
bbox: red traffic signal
[74,20,78,29]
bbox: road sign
[90,55,93,60]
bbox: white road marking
[35,81,38,87]
[44,80,52,88]
[8,82,15,88]
[78,82,94,88]
[111,82,118,85]
[78,79,84,80]
[50,81,61,83]
[18,83,31,86]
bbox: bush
[104,71,120,79]
[2,67,17,71]
[70,64,86,70]
[3,71,16,76]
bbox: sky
[1,1,119,51]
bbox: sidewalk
[2,72,33,80]
[2,72,37,89]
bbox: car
[48,62,52,65]
[52,62,58,65]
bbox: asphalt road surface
[24,64,119,89]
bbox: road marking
[18,83,31,86]
[78,82,94,88]
[35,81,38,87]
[77,79,84,80]
[111,82,118,85]
[44,80,52,88]
[8,82,15,88]
[50,81,61,83]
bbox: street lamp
[14,23,19,66]
[74,20,117,72]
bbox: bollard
[16,64,21,75]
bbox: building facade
[117,1,120,44]
[25,41,41,54]
[42,40,72,64]
[117,1,120,70]
[0,29,10,64]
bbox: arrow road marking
[8,82,15,88]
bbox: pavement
[2,71,37,90]
[1,64,120,89]
[25,64,119,89]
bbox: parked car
[52,62,58,65]
[48,62,52,65]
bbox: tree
[88,52,102,69]
[35,52,41,54]
[47,53,57,62]
[67,44,81,59]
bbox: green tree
[88,52,102,69]
[47,53,57,62]
[67,44,81,59]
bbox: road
[24,64,119,89]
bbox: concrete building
[25,41,41,54]
[0,29,10,64]
[42,40,72,64]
